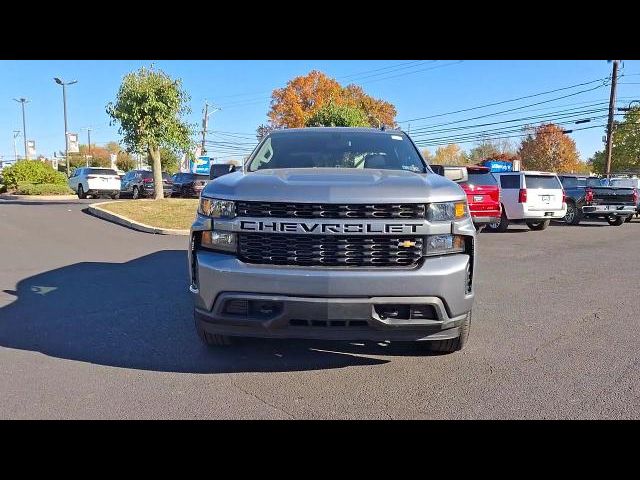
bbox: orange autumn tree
[518,123,581,172]
[267,70,397,128]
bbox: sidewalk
[0,194,79,201]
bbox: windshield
[88,168,117,176]
[610,178,637,188]
[525,175,561,189]
[460,172,497,187]
[246,131,426,173]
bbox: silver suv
[189,128,476,353]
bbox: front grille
[236,201,425,219]
[239,233,423,267]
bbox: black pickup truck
[558,174,638,226]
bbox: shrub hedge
[15,182,74,196]
[2,160,68,188]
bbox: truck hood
[201,168,465,204]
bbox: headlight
[201,230,237,253]
[425,234,465,256]
[427,201,468,221]
[198,197,236,218]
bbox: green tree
[159,147,180,174]
[590,107,640,174]
[106,65,194,199]
[305,102,370,127]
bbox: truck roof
[268,127,404,135]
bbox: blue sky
[1,60,639,163]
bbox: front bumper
[191,249,474,341]
[582,205,636,216]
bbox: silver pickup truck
[188,128,476,353]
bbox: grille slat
[239,234,423,267]
[236,201,425,219]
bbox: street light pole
[13,98,29,160]
[54,78,78,177]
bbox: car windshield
[460,171,497,187]
[610,178,636,188]
[88,168,117,176]
[525,175,561,189]
[246,130,426,173]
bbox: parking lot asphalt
[1,198,639,419]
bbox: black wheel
[564,201,581,225]
[427,311,471,353]
[195,315,233,347]
[486,208,509,232]
[607,216,625,226]
[526,220,551,231]
[624,214,633,223]
[132,186,140,200]
[111,193,120,200]
[77,184,86,199]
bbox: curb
[87,201,190,236]
[0,194,79,201]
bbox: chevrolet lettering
[189,128,476,353]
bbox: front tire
[564,201,581,225]
[625,214,633,223]
[195,315,233,347]
[607,216,625,226]
[427,311,471,353]
[132,186,140,200]
[527,220,551,231]
[77,184,86,199]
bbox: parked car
[487,171,566,232]
[171,172,210,198]
[68,167,121,199]
[432,164,501,231]
[209,163,237,179]
[119,170,173,199]
[559,174,637,226]
[609,177,640,221]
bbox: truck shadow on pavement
[0,250,438,374]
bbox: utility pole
[201,102,209,154]
[605,60,620,178]
[13,98,29,160]
[12,130,20,160]
[200,101,220,156]
[54,78,78,177]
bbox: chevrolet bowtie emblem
[399,240,416,248]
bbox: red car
[432,164,501,230]
[459,166,501,229]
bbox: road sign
[27,140,36,157]
[67,133,79,153]
[191,156,211,175]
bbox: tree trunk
[148,146,163,200]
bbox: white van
[487,171,566,232]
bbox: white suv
[68,167,122,199]
[487,171,566,232]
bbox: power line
[408,106,610,138]
[405,83,609,134]
[414,121,615,148]
[398,76,611,124]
